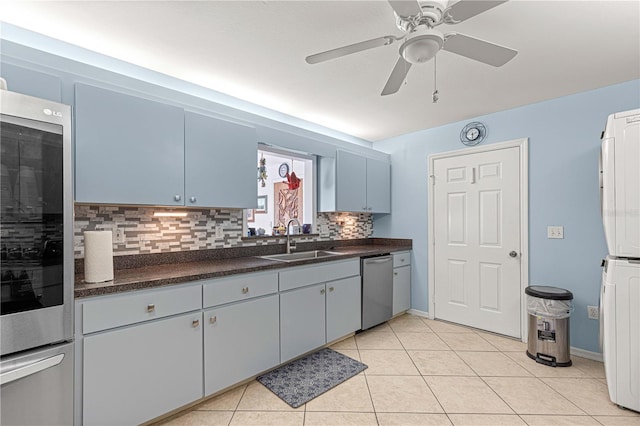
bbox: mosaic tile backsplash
[74,205,373,258]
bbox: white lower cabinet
[204,294,280,396]
[393,265,411,315]
[280,283,327,363]
[280,275,362,362]
[82,312,203,426]
[326,276,361,343]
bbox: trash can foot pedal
[526,350,572,367]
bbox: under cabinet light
[153,212,188,217]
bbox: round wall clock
[278,162,290,178]
[460,122,487,146]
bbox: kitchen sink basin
[259,250,342,262]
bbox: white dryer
[600,108,640,258]
[600,108,640,413]
[601,257,640,412]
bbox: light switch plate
[320,224,329,236]
[113,228,125,244]
[215,226,223,239]
[547,226,564,239]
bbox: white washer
[601,256,640,412]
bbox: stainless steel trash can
[525,286,574,367]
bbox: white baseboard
[571,347,603,362]
[407,309,431,319]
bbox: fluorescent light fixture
[153,212,188,217]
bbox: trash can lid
[525,285,573,300]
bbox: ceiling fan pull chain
[432,55,439,103]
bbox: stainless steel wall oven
[1,89,73,425]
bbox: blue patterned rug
[256,347,368,408]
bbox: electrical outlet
[320,224,329,236]
[587,305,599,320]
[215,226,223,239]
[113,228,125,244]
[547,226,564,239]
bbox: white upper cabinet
[75,83,185,206]
[319,150,391,213]
[74,84,258,208]
[184,111,257,208]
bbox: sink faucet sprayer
[286,218,301,254]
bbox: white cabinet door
[185,111,257,208]
[280,283,326,362]
[326,276,361,343]
[204,295,280,396]
[83,312,203,425]
[75,83,185,206]
[366,158,391,213]
[336,150,367,212]
[393,265,411,315]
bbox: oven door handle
[0,353,65,386]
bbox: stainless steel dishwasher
[361,254,393,330]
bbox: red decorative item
[285,171,301,190]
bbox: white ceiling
[2,1,639,142]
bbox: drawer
[279,259,360,291]
[203,271,278,308]
[393,251,411,268]
[82,284,202,334]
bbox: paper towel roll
[84,231,114,283]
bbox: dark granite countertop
[75,238,412,298]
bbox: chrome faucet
[286,218,301,254]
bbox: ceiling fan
[305,0,518,96]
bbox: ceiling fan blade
[387,0,422,18]
[442,32,517,66]
[443,0,508,24]
[381,57,412,96]
[306,36,397,64]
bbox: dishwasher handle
[0,354,65,385]
[364,257,392,264]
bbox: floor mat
[256,347,368,408]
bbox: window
[246,146,315,236]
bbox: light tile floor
[159,314,640,426]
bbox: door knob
[189,196,197,203]
[509,251,518,258]
[174,194,181,202]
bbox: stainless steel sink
[259,250,341,262]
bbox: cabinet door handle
[192,319,200,328]
[394,272,398,276]
[189,196,197,203]
[174,195,181,202]
[241,287,249,294]
[210,316,217,324]
[147,304,155,313]
[320,289,326,295]
[329,286,334,292]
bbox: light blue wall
[373,80,640,353]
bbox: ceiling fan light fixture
[400,28,444,64]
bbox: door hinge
[429,175,435,185]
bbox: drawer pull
[401,258,406,262]
[210,316,217,324]
[147,304,155,313]
[329,286,334,292]
[241,287,249,294]
[192,319,200,328]
[394,272,398,276]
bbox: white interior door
[433,146,521,337]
